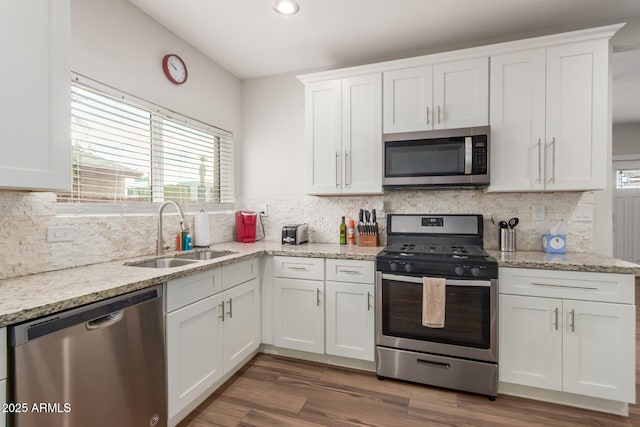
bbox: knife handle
[372,209,376,224]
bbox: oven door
[376,272,497,363]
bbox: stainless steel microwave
[383,126,490,188]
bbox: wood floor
[179,280,640,427]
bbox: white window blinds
[58,80,234,208]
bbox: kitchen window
[57,75,234,213]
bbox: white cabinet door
[499,294,562,391]
[0,0,70,191]
[305,80,342,195]
[325,281,374,361]
[563,300,635,402]
[166,293,224,420]
[0,379,5,427]
[383,66,433,133]
[545,40,608,191]
[273,277,324,354]
[223,279,261,374]
[433,57,489,129]
[489,49,546,192]
[342,74,382,194]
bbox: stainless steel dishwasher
[9,285,166,427]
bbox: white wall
[241,72,305,198]
[613,122,640,156]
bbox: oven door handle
[381,273,491,287]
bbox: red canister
[235,211,257,243]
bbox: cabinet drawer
[166,268,222,312]
[223,258,258,290]
[326,259,374,284]
[274,256,324,280]
[0,328,5,380]
[499,268,634,304]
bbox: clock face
[162,54,187,85]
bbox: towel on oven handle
[422,277,446,328]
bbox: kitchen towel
[194,210,210,247]
[422,277,446,328]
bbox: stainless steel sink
[126,250,236,268]
[128,258,199,268]
[174,250,236,261]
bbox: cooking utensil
[498,220,509,229]
[508,217,519,229]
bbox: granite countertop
[0,242,383,328]
[488,249,640,275]
[1,242,638,329]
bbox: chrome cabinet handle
[335,150,340,188]
[316,288,320,306]
[426,106,430,125]
[288,266,309,271]
[219,301,225,322]
[546,137,556,184]
[339,269,360,275]
[367,291,372,311]
[569,309,575,332]
[227,298,233,318]
[553,308,559,331]
[536,138,542,184]
[345,149,350,187]
[531,282,598,290]
[437,105,441,124]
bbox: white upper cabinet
[432,58,489,130]
[0,0,71,191]
[383,57,488,133]
[382,66,433,133]
[305,74,382,195]
[489,38,610,192]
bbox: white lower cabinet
[273,277,325,354]
[325,281,374,361]
[222,279,261,372]
[499,268,636,404]
[166,293,224,420]
[166,259,261,425]
[272,257,376,362]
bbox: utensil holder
[499,228,516,252]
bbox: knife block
[357,225,379,247]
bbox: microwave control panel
[471,136,488,175]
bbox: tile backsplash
[0,191,235,280]
[242,189,594,253]
[0,189,593,279]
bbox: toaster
[282,223,309,245]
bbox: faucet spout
[157,201,187,255]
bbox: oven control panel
[378,259,497,280]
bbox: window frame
[58,73,235,215]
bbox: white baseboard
[499,382,629,416]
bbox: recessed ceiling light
[273,0,300,15]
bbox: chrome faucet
[157,201,187,255]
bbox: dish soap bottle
[339,216,347,245]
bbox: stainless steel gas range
[375,214,499,398]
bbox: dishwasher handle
[86,310,124,330]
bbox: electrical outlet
[532,205,546,222]
[47,226,76,242]
[258,204,268,217]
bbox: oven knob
[404,263,413,273]
[454,266,464,276]
[470,267,480,277]
[390,262,398,272]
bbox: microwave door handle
[464,137,472,174]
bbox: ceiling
[128,0,640,122]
